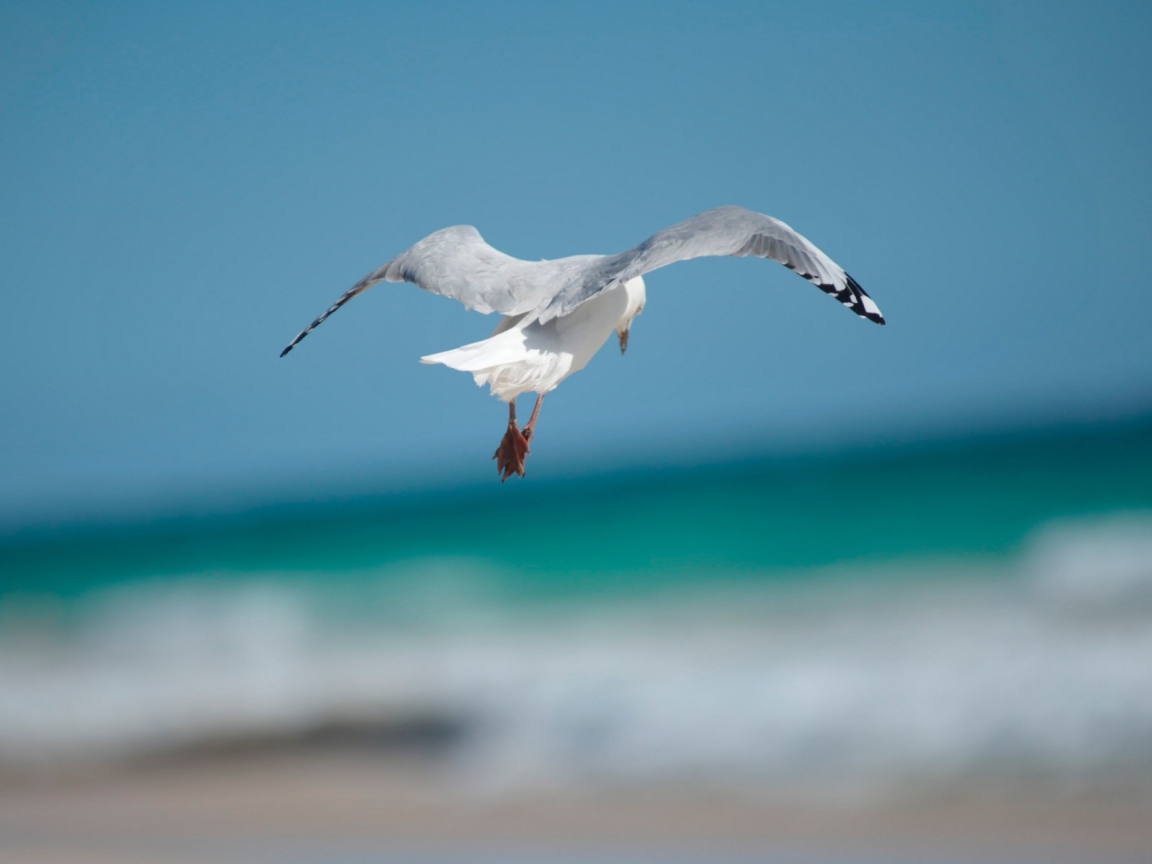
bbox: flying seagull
[280,205,884,481]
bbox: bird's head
[616,276,647,355]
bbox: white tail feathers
[421,319,570,402]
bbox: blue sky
[1,1,1150,523]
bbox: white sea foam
[2,515,1151,795]
[1027,511,1152,607]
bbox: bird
[280,205,885,481]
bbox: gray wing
[537,206,885,326]
[280,225,551,357]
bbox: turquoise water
[3,417,1151,599]
[2,418,1151,786]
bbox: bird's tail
[279,260,394,357]
[420,327,527,373]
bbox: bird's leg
[522,393,545,443]
[493,399,531,482]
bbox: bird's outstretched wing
[537,206,885,326]
[280,225,550,357]
[279,265,388,357]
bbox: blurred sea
[2,417,1152,796]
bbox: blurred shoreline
[2,749,1150,863]
[3,416,1151,862]
[3,539,1152,789]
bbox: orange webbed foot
[493,420,531,482]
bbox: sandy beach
[2,746,1150,864]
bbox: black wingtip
[845,273,886,326]
[279,328,310,357]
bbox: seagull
[280,206,884,481]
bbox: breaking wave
[2,513,1151,795]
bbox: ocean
[2,417,1151,796]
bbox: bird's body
[281,206,884,480]
[421,275,647,402]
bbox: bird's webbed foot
[493,418,531,482]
